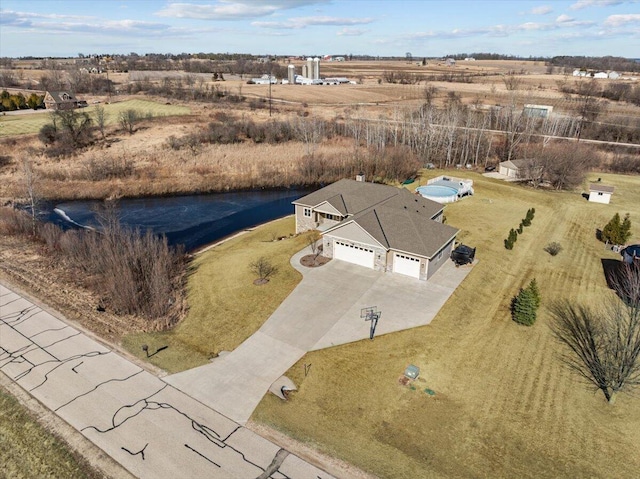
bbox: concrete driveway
[0,283,334,479]
[166,247,472,424]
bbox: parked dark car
[484,165,496,172]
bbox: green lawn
[122,216,313,374]
[252,171,640,479]
[0,386,101,479]
[0,99,190,137]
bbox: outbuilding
[588,183,614,204]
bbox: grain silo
[288,64,295,84]
[306,57,313,78]
[313,57,320,79]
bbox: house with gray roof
[293,178,458,280]
[44,91,79,110]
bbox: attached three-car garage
[333,241,375,269]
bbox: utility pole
[268,62,272,117]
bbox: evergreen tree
[513,288,537,326]
[602,213,622,244]
[527,278,541,309]
[620,213,632,245]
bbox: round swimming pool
[416,185,459,203]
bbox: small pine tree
[517,224,524,234]
[505,238,513,250]
[522,217,531,227]
[509,228,518,243]
[526,278,541,309]
[620,213,632,244]
[512,288,537,326]
[602,213,623,245]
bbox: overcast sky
[1,0,639,58]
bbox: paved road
[166,246,472,424]
[0,282,334,479]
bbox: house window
[326,214,334,220]
[303,208,312,217]
[598,192,603,196]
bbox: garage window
[303,208,312,217]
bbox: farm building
[588,183,614,204]
[293,178,458,280]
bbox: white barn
[588,183,614,204]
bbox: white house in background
[588,183,614,204]
[573,69,588,77]
[594,72,608,79]
[293,178,458,281]
[608,71,621,79]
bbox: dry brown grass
[253,171,640,478]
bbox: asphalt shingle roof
[296,179,457,258]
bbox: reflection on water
[40,189,311,252]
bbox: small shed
[588,183,614,204]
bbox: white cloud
[529,5,553,15]
[156,1,329,20]
[556,14,574,22]
[604,13,640,25]
[570,0,623,10]
[0,9,185,37]
[336,27,368,36]
[253,15,373,29]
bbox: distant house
[588,183,614,204]
[293,178,458,280]
[573,69,588,77]
[593,72,608,79]
[523,104,553,118]
[445,58,456,67]
[44,91,78,110]
[608,71,621,79]
[498,160,531,180]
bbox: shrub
[544,242,563,256]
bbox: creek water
[40,189,312,252]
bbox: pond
[40,189,312,252]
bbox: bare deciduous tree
[249,256,279,283]
[94,105,108,139]
[119,109,140,135]
[306,230,321,256]
[20,156,40,236]
[550,264,640,404]
[503,72,523,91]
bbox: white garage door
[333,241,375,269]
[393,253,421,278]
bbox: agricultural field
[0,99,190,137]
[252,171,640,479]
